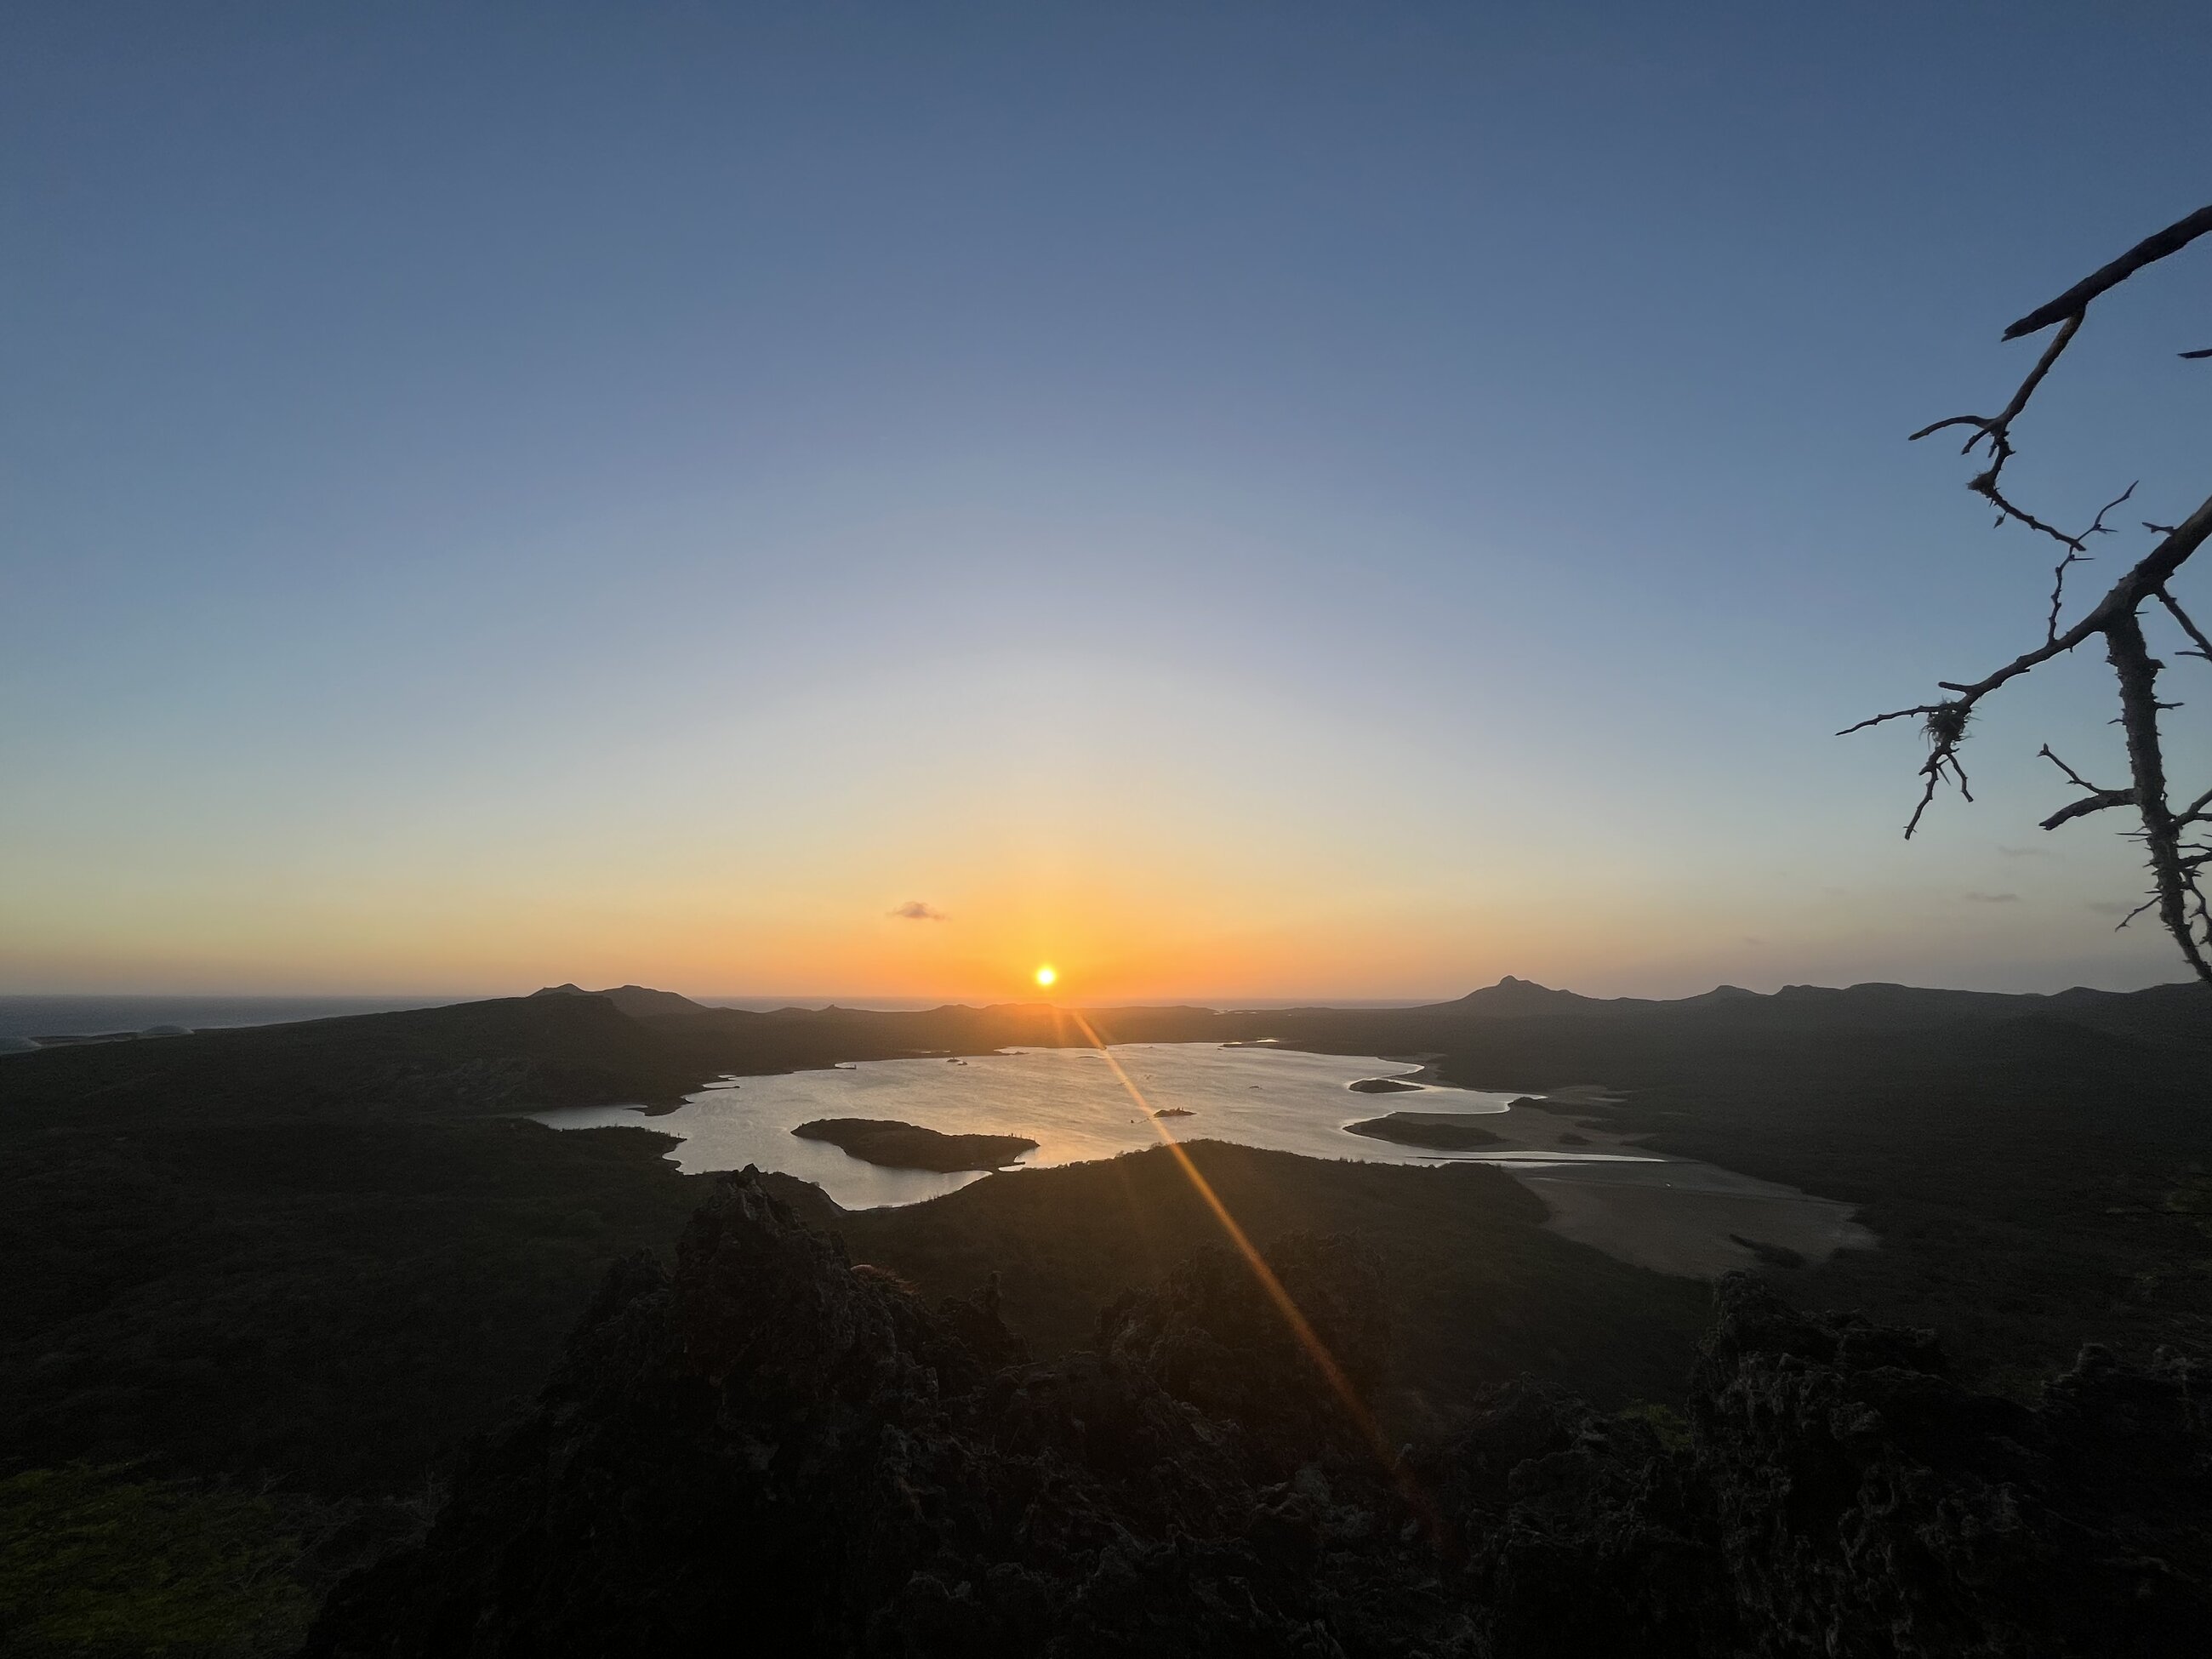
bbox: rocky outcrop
[306,1172,2212,1657]
[1682,1286,2211,1657]
[1441,1281,2212,1658]
[305,1172,1430,1656]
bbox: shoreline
[1400,1091,1876,1279]
[544,1043,1875,1280]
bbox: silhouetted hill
[1410,973,2210,1045]
[1420,974,1611,1016]
[529,982,712,1019]
[1684,983,1758,1002]
[0,993,713,1122]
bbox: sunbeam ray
[1063,1009,1441,1537]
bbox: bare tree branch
[2036,745,2115,795]
[2159,589,2212,662]
[2112,896,2160,931]
[2044,482,2135,642]
[1911,314,2080,448]
[2002,202,2212,339]
[1909,316,2089,552]
[2042,792,2136,830]
[2105,609,2212,979]
[1850,204,2212,983]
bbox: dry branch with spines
[1844,203,2212,983]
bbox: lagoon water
[533,1042,1639,1209]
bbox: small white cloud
[1963,891,2021,904]
[889,901,947,921]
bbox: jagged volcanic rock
[305,1171,1434,1656]
[1440,1280,2212,1658]
[306,1174,2212,1657]
[1680,1282,2212,1657]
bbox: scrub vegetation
[2,981,2208,1647]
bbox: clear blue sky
[4,3,2209,998]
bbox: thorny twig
[2044,482,2137,644]
[1844,203,2212,984]
[2034,744,2134,830]
[2160,588,2212,662]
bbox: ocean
[0,995,453,1042]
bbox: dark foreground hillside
[819,1143,1711,1414]
[306,1171,2212,1657]
[3,983,2207,1651]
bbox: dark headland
[1344,1109,1505,1149]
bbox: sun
[1033,965,1057,989]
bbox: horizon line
[3,978,2201,1006]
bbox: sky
[4,2,2209,1002]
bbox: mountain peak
[1480,974,1565,995]
[1426,975,1595,1017]
[529,983,710,1019]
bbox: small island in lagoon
[793,1117,1038,1172]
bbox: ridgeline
[2,978,2207,1650]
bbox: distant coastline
[0,995,450,1044]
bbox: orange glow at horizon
[11,822,1891,1002]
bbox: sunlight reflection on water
[533,1043,1645,1210]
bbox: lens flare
[1058,1006,1440,1543]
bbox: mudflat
[1468,1106,1867,1283]
[1375,1093,1878,1280]
[1518,1160,1875,1279]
